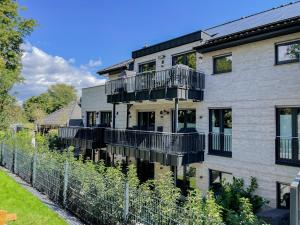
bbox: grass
[177,176,197,189]
[0,170,67,225]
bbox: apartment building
[62,2,300,209]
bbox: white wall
[81,85,127,128]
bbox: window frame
[275,40,300,65]
[138,60,156,73]
[213,53,232,74]
[275,107,300,166]
[171,109,196,132]
[100,111,112,127]
[86,111,96,127]
[208,108,232,157]
[209,169,232,192]
[276,182,290,209]
[172,51,196,70]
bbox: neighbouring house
[59,1,300,210]
[37,101,82,133]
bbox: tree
[0,0,36,130]
[23,83,77,122]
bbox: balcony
[105,65,205,103]
[276,136,300,167]
[58,126,106,150]
[104,128,205,166]
[208,132,232,157]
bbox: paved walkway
[1,167,84,225]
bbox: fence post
[290,173,300,225]
[32,153,37,187]
[63,160,69,208]
[123,181,129,223]
[13,144,17,173]
[0,141,3,166]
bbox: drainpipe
[173,98,179,186]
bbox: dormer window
[275,41,300,65]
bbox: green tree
[0,0,36,129]
[23,83,77,122]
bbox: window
[213,54,232,74]
[100,111,112,126]
[209,109,232,156]
[172,52,196,69]
[172,109,196,132]
[277,182,290,209]
[276,108,300,164]
[138,111,155,131]
[138,61,156,73]
[86,111,96,127]
[209,169,233,194]
[275,41,300,65]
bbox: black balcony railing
[104,128,205,155]
[276,136,300,166]
[105,66,205,96]
[208,132,232,157]
[58,126,106,149]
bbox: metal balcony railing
[208,132,232,157]
[104,128,205,155]
[105,65,205,95]
[276,136,300,165]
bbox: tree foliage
[23,83,77,122]
[0,0,36,129]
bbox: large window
[275,41,300,65]
[138,111,155,131]
[100,111,112,127]
[173,109,196,132]
[209,169,233,194]
[209,109,232,156]
[138,61,156,73]
[172,52,196,69]
[213,54,232,74]
[277,182,290,209]
[86,111,96,127]
[276,108,300,164]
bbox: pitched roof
[204,1,300,38]
[97,59,134,75]
[37,101,82,127]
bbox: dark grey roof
[97,59,133,75]
[205,1,300,38]
[132,30,203,58]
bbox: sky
[15,0,294,102]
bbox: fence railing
[0,140,199,225]
[105,65,205,95]
[276,136,300,165]
[104,128,205,155]
[58,126,106,149]
[208,132,232,156]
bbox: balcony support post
[112,103,116,129]
[173,98,179,186]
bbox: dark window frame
[137,111,155,131]
[275,40,300,65]
[209,169,232,193]
[213,54,232,74]
[276,182,290,209]
[100,111,112,127]
[275,107,300,166]
[138,60,156,73]
[172,51,196,69]
[171,109,196,132]
[209,108,232,157]
[86,111,96,127]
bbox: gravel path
[1,167,84,225]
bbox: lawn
[0,170,67,225]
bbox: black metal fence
[104,128,205,155]
[0,141,200,225]
[208,132,232,157]
[105,66,205,95]
[275,136,300,166]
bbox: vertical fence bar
[0,141,3,166]
[32,153,37,187]
[13,145,17,173]
[63,160,69,208]
[124,181,129,223]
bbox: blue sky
[16,0,293,101]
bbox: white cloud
[87,59,102,67]
[13,43,106,102]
